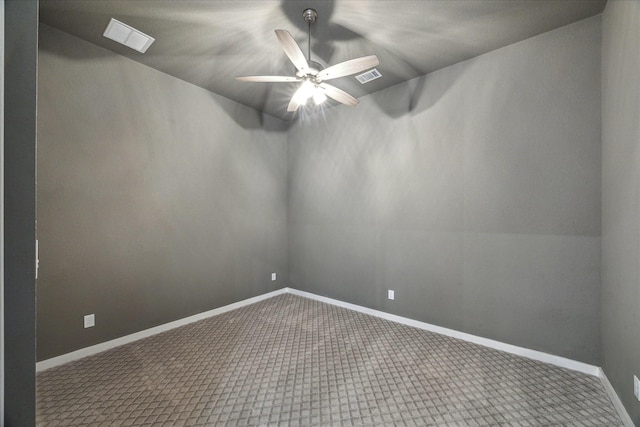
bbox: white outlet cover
[271,273,276,281]
[634,375,640,401]
[388,290,395,300]
[84,314,95,328]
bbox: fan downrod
[302,8,317,63]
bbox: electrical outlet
[84,314,95,328]
[388,289,395,300]
[634,375,640,401]
[271,273,277,281]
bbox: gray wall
[4,1,38,424]
[37,25,288,360]
[288,17,602,364]
[601,0,640,424]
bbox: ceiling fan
[236,8,379,112]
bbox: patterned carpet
[37,293,622,426]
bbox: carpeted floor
[37,293,622,426]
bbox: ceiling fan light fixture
[313,89,327,105]
[293,80,315,105]
[235,8,379,113]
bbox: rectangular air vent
[103,18,155,53]
[355,68,382,84]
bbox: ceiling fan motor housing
[295,60,324,81]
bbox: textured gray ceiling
[39,0,606,121]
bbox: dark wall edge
[4,0,38,425]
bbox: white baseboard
[36,288,288,372]
[598,368,635,427]
[285,288,601,378]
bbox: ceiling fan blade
[316,55,379,81]
[319,83,359,107]
[236,76,299,83]
[275,29,309,73]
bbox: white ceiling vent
[103,18,155,53]
[355,68,382,84]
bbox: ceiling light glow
[293,81,315,105]
[313,89,327,105]
[299,81,315,100]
